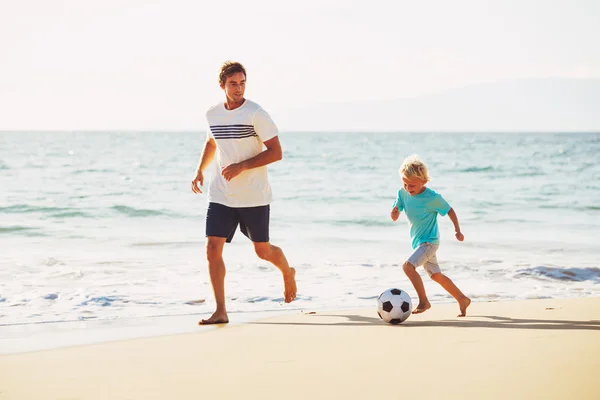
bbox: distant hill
[272,78,600,132]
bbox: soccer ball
[377,288,412,324]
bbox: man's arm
[221,136,283,181]
[447,208,464,241]
[191,136,217,194]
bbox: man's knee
[254,243,273,261]
[206,239,224,263]
[402,261,415,274]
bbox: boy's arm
[391,192,402,221]
[391,206,400,221]
[447,208,464,241]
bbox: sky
[1,0,599,130]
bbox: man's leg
[253,242,297,303]
[199,236,229,325]
[403,261,430,314]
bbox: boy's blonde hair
[400,154,430,182]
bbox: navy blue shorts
[205,202,270,243]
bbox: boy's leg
[430,273,471,317]
[200,236,229,325]
[254,242,297,303]
[403,261,430,313]
[405,243,437,314]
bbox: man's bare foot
[283,267,297,303]
[412,302,431,314]
[458,297,471,317]
[198,311,229,325]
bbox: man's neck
[224,98,245,110]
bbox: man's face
[221,72,246,103]
[402,175,427,196]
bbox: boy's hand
[455,231,464,241]
[390,207,399,221]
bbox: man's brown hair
[219,61,247,86]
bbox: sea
[1,131,599,353]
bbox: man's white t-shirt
[205,99,278,208]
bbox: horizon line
[1,129,599,134]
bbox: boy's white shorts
[407,243,441,277]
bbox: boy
[390,155,471,317]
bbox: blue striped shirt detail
[210,124,257,140]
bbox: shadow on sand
[250,313,600,331]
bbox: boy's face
[221,72,246,104]
[402,175,427,196]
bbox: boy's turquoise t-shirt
[393,187,451,249]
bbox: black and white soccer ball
[377,288,412,324]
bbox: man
[191,61,297,325]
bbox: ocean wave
[50,211,93,219]
[458,166,495,173]
[131,241,200,247]
[0,225,33,233]
[0,204,68,214]
[515,266,600,283]
[0,204,95,219]
[245,296,270,303]
[539,204,600,211]
[280,195,352,202]
[513,171,547,177]
[72,168,115,174]
[490,218,529,223]
[0,225,45,236]
[79,295,123,307]
[111,205,176,218]
[329,218,392,227]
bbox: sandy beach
[1,297,599,400]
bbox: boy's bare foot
[283,267,297,303]
[458,297,471,317]
[198,311,229,325]
[412,302,431,314]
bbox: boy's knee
[402,262,415,274]
[430,272,444,282]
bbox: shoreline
[0,307,303,355]
[2,295,599,355]
[1,297,598,399]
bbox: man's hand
[455,231,464,241]
[191,171,204,194]
[221,163,245,181]
[390,207,400,221]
